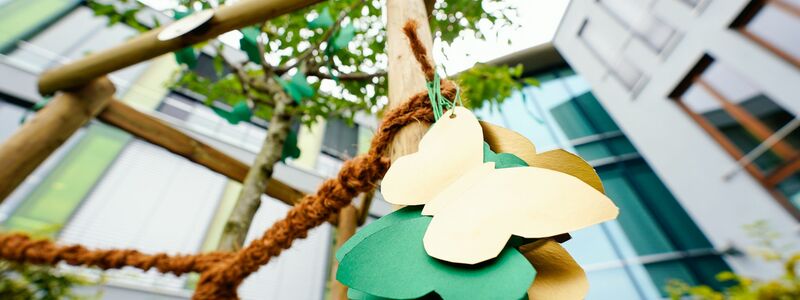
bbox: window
[732,0,800,68]
[0,0,80,53]
[544,80,730,296]
[322,118,358,158]
[672,56,800,216]
[599,0,678,52]
[578,20,648,93]
[157,92,269,153]
[677,0,711,11]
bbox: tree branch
[213,44,275,106]
[307,68,386,81]
[277,0,367,75]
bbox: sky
[434,0,570,74]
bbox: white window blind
[58,140,227,293]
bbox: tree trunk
[217,86,294,251]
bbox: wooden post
[386,0,435,161]
[96,100,305,206]
[0,77,115,201]
[330,205,358,300]
[327,1,435,296]
[356,189,375,225]
[37,0,324,95]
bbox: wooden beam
[330,205,358,300]
[0,77,115,201]
[96,100,304,206]
[386,0,434,161]
[37,0,324,95]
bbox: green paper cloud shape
[336,208,535,300]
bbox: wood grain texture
[37,0,324,94]
[331,205,358,300]
[0,77,115,201]
[385,0,434,161]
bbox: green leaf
[336,210,535,300]
[483,142,528,169]
[212,101,252,124]
[174,47,198,69]
[347,288,390,300]
[336,206,422,262]
[239,26,262,64]
[308,7,334,29]
[173,9,192,20]
[281,129,301,161]
[277,72,315,104]
[332,23,356,51]
[523,77,541,87]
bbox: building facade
[486,44,729,298]
[555,0,800,283]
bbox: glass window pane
[679,0,703,7]
[777,172,800,210]
[580,20,644,90]
[600,170,676,255]
[576,142,614,161]
[574,92,621,134]
[601,0,675,50]
[584,268,647,299]
[700,62,760,104]
[680,60,797,172]
[745,3,800,63]
[551,101,596,139]
[322,118,358,157]
[607,136,638,155]
[644,261,698,295]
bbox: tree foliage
[666,221,800,300]
[0,260,99,300]
[89,0,535,126]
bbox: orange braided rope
[0,20,448,300]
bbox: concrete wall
[555,0,800,279]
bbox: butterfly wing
[381,107,484,206]
[520,239,589,300]
[423,167,618,264]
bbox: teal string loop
[425,68,459,122]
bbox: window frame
[731,0,800,69]
[577,19,650,96]
[596,0,682,55]
[671,55,800,219]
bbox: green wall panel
[3,124,130,235]
[0,0,79,53]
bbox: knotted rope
[0,20,453,300]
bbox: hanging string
[425,69,462,121]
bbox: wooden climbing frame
[0,0,435,299]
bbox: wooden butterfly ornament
[381,106,619,265]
